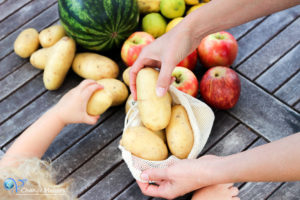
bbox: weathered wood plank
[267,182,300,200]
[227,17,265,40]
[42,107,118,160]
[0,74,80,147]
[0,0,56,40]
[79,162,134,200]
[0,0,31,22]
[0,73,45,124]
[201,111,238,154]
[237,18,300,80]
[233,5,300,67]
[228,76,300,141]
[206,124,258,156]
[114,182,150,200]
[294,101,300,113]
[240,182,282,200]
[64,138,123,197]
[255,44,300,93]
[237,138,284,200]
[0,52,27,80]
[274,71,300,106]
[0,63,41,101]
[52,109,125,183]
[0,18,60,80]
[0,2,58,60]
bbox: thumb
[141,168,168,182]
[156,62,175,97]
[84,115,100,125]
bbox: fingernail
[141,173,149,181]
[156,87,165,97]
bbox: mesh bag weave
[119,85,215,182]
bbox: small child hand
[53,79,103,125]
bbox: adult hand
[53,79,103,125]
[130,21,198,100]
[137,155,220,199]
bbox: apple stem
[215,33,225,40]
[175,75,181,84]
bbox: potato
[72,53,119,80]
[39,25,65,48]
[97,79,128,106]
[166,105,194,159]
[14,28,39,58]
[137,68,171,131]
[87,79,128,116]
[43,37,76,90]
[121,126,168,161]
[122,67,130,86]
[87,90,113,116]
[30,48,51,69]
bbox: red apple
[177,49,198,70]
[121,32,155,66]
[198,31,238,68]
[172,66,199,97]
[200,66,241,109]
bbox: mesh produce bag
[119,85,215,182]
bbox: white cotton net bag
[119,85,215,182]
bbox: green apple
[142,13,167,38]
[160,0,185,19]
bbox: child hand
[53,79,103,125]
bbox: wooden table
[0,1,299,199]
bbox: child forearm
[211,132,300,184]
[1,106,65,162]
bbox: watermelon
[58,0,139,51]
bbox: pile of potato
[120,68,194,161]
[14,25,120,90]
[14,25,129,115]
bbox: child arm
[0,80,102,165]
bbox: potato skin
[14,28,39,58]
[30,48,51,70]
[121,126,168,161]
[39,25,65,48]
[166,105,194,159]
[43,37,76,90]
[122,67,131,86]
[97,79,128,106]
[72,53,119,80]
[87,90,113,116]
[137,68,171,131]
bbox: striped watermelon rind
[58,0,139,51]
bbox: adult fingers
[141,168,169,182]
[137,181,168,198]
[130,58,160,100]
[156,61,175,97]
